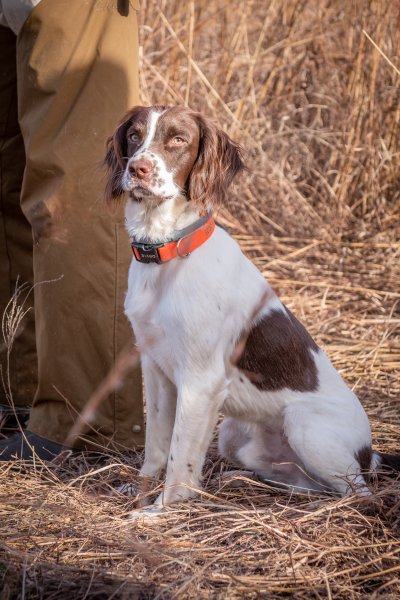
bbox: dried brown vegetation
[1,1,399,598]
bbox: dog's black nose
[129,158,153,180]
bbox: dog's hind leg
[218,417,328,493]
[283,406,372,496]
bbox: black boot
[0,430,77,461]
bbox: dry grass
[1,0,400,598]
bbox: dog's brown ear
[187,114,244,213]
[104,106,146,205]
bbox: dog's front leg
[138,355,177,506]
[156,374,227,506]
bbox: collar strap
[131,215,215,264]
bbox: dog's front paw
[128,503,167,522]
[158,482,199,505]
[128,491,165,521]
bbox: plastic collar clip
[131,241,164,264]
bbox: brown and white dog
[105,105,398,512]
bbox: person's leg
[0,25,36,432]
[1,0,144,457]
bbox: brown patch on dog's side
[237,307,319,392]
[231,289,274,367]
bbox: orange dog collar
[131,215,215,264]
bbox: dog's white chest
[124,261,192,381]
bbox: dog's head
[104,105,244,212]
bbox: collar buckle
[131,241,162,264]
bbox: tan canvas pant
[0,0,144,450]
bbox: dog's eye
[128,132,140,143]
[171,136,186,145]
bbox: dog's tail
[373,451,400,473]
